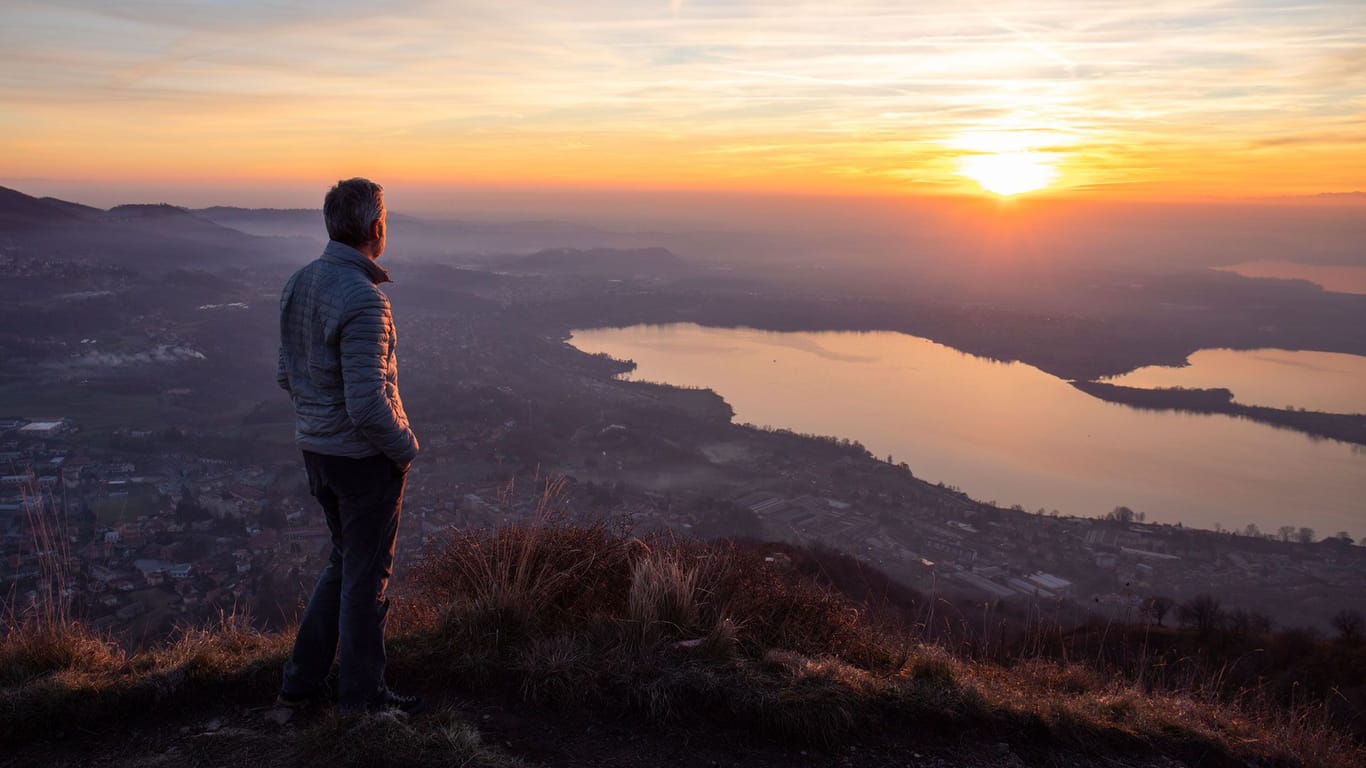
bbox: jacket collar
[322,240,391,284]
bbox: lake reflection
[569,324,1366,536]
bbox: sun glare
[958,152,1059,196]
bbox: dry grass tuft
[0,608,291,746]
[626,543,702,646]
[0,484,122,686]
[414,522,636,634]
[512,633,595,706]
[700,616,740,660]
[0,613,124,686]
[904,645,958,688]
[142,610,289,675]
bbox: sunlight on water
[570,324,1366,536]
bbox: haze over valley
[1,182,1363,644]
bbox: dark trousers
[281,451,405,708]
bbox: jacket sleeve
[339,289,420,468]
[277,273,298,395]
[276,346,291,393]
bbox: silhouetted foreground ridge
[3,522,1362,767]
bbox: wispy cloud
[0,0,1362,196]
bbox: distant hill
[107,202,252,241]
[0,185,100,226]
[191,205,670,259]
[0,185,307,274]
[512,246,688,276]
[3,185,692,284]
[107,203,194,218]
[36,195,105,221]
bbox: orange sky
[2,1,1364,202]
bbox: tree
[1226,608,1273,640]
[1331,609,1363,645]
[1143,596,1175,627]
[175,485,209,524]
[1295,527,1315,544]
[259,504,287,531]
[1106,506,1136,524]
[1277,525,1296,543]
[1243,523,1261,538]
[1178,594,1224,635]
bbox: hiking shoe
[275,687,328,709]
[371,688,426,715]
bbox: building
[1026,572,1073,596]
[18,420,66,436]
[951,570,1016,599]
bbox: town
[5,392,1361,648]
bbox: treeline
[1073,380,1366,446]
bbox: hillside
[4,522,1360,768]
[0,185,305,275]
[0,186,101,226]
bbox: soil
[3,679,1205,768]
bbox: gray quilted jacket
[277,241,419,468]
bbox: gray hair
[323,178,384,246]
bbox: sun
[958,151,1059,196]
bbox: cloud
[1253,132,1366,148]
[1,0,1363,196]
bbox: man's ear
[369,217,384,241]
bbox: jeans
[280,451,406,709]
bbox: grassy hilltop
[2,513,1363,768]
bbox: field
[88,485,163,525]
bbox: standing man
[275,178,421,713]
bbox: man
[275,178,421,713]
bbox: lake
[569,324,1366,537]
[1214,260,1366,295]
[1106,349,1366,415]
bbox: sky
[1,0,1364,204]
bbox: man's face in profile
[373,209,388,259]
